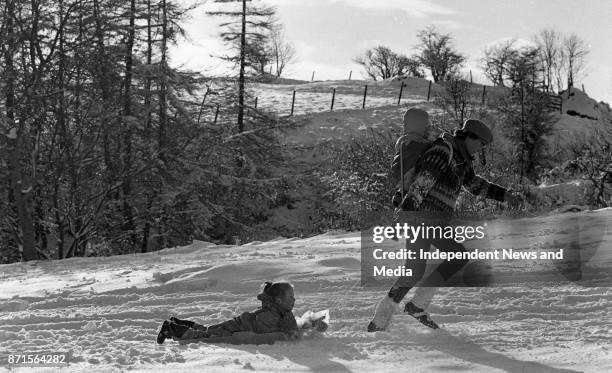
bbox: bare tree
[269,24,296,77]
[354,45,419,80]
[506,46,541,90]
[244,38,271,76]
[414,25,465,83]
[399,55,425,78]
[563,33,589,89]
[481,39,518,87]
[436,73,476,125]
[533,29,562,92]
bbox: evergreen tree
[208,0,275,132]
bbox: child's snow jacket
[178,292,298,340]
[234,292,298,334]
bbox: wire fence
[199,76,568,125]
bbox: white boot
[368,295,400,332]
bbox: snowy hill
[1,209,610,372]
[251,78,611,152]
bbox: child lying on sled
[157,281,327,344]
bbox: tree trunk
[3,0,37,261]
[53,181,64,259]
[29,0,46,253]
[158,0,168,162]
[140,0,154,253]
[237,0,246,133]
[93,0,115,183]
[122,0,136,250]
[144,0,153,136]
[6,131,37,261]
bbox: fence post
[311,71,315,81]
[290,90,296,116]
[482,85,486,105]
[214,103,220,124]
[397,82,404,105]
[470,70,473,83]
[254,97,258,109]
[427,80,432,101]
[582,84,585,93]
[362,85,368,109]
[348,70,352,80]
[331,88,336,111]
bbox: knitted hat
[462,119,493,145]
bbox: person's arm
[462,166,507,202]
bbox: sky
[171,0,612,104]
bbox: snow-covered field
[251,80,427,116]
[1,209,610,373]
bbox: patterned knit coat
[407,133,507,213]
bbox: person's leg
[157,319,195,344]
[388,238,429,301]
[399,237,466,329]
[408,238,469,311]
[169,317,198,328]
[201,318,242,337]
[172,319,237,341]
[368,238,430,331]
[392,236,430,298]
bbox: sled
[296,309,330,331]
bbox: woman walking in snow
[368,118,521,331]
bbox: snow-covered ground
[1,209,610,373]
[251,80,427,116]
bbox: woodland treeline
[0,0,298,262]
[354,25,590,94]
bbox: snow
[1,210,611,372]
[251,79,428,116]
[534,179,595,207]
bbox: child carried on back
[157,281,326,344]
